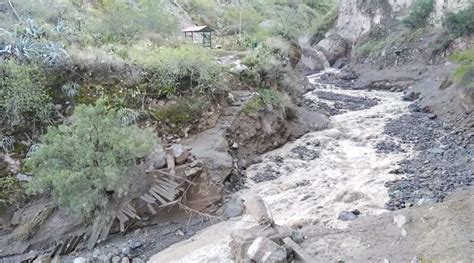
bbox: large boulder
[314,34,350,66]
[145,145,166,172]
[296,45,329,75]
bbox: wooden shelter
[182,26,214,48]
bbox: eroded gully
[149,69,413,262]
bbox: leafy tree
[443,4,474,38]
[26,100,158,221]
[402,0,435,29]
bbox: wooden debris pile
[86,144,202,250]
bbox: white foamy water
[149,70,412,263]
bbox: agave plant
[117,108,141,126]
[0,136,15,153]
[55,18,65,33]
[25,19,45,39]
[14,36,39,59]
[26,144,40,157]
[61,82,80,98]
[41,42,69,67]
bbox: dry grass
[15,206,55,241]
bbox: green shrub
[129,45,220,98]
[26,99,158,221]
[241,46,287,87]
[0,61,52,131]
[88,0,177,44]
[443,5,474,38]
[402,0,435,29]
[0,176,25,211]
[450,47,474,89]
[152,96,209,131]
[242,88,284,114]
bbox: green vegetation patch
[26,100,158,221]
[449,47,474,89]
[152,96,210,131]
[0,61,52,131]
[443,4,474,38]
[87,0,177,45]
[0,176,25,212]
[129,45,220,98]
[402,0,435,29]
[242,88,284,114]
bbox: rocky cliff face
[334,0,470,44]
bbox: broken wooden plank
[156,179,179,191]
[119,220,125,233]
[152,185,176,201]
[126,204,137,214]
[65,235,78,254]
[115,210,129,223]
[59,237,71,255]
[165,148,175,171]
[97,218,114,244]
[149,188,168,204]
[147,203,157,215]
[71,233,85,253]
[157,177,180,188]
[87,221,102,250]
[141,193,157,203]
[121,206,140,220]
[50,243,62,258]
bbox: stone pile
[229,195,316,263]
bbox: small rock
[393,214,406,228]
[223,196,245,218]
[189,160,203,168]
[171,144,190,165]
[121,257,130,263]
[337,211,358,221]
[291,230,305,243]
[176,229,185,236]
[185,166,202,177]
[109,247,120,256]
[351,209,361,215]
[130,241,142,250]
[131,259,146,263]
[247,237,287,263]
[111,256,121,263]
[428,148,444,154]
[33,256,52,263]
[415,198,436,206]
[402,91,420,102]
[121,246,131,256]
[16,173,33,182]
[98,254,111,263]
[74,258,88,263]
[427,113,437,120]
[231,142,239,149]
